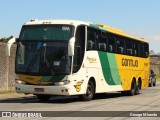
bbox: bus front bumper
[15,83,72,96]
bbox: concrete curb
[0,93,34,100]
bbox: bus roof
[96,24,148,43]
[24,19,148,43]
[24,19,90,26]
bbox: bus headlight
[15,80,26,84]
[54,80,70,86]
[15,76,26,84]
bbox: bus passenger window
[144,43,149,58]
[87,40,94,50]
[116,37,125,54]
[118,47,124,54]
[99,43,106,51]
[87,27,98,51]
[109,45,113,52]
[145,52,148,57]
[126,40,133,56]
[133,50,137,56]
[107,33,116,53]
[140,42,149,58]
[73,25,85,73]
[98,32,107,52]
[127,49,132,55]
[133,43,139,56]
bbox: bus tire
[79,80,95,101]
[135,83,140,95]
[36,95,51,102]
[127,80,136,96]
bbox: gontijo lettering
[122,58,138,67]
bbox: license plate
[34,88,44,92]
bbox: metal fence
[0,42,16,91]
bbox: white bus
[6,20,149,101]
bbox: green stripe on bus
[107,53,121,85]
[89,24,107,31]
[98,52,121,85]
[41,75,65,82]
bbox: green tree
[0,36,13,42]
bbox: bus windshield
[16,42,71,75]
[19,25,74,41]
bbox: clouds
[145,34,160,41]
[125,28,160,41]
[142,34,160,53]
[123,28,160,53]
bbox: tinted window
[116,36,125,54]
[140,42,149,58]
[98,31,107,52]
[73,26,85,73]
[20,25,74,41]
[133,42,140,57]
[87,27,98,50]
[126,40,133,56]
[107,33,116,53]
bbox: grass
[0,90,16,94]
[156,74,160,80]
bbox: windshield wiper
[43,43,55,75]
[43,57,55,75]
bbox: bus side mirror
[68,37,75,56]
[5,38,17,56]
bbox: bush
[156,74,160,80]
[0,36,13,42]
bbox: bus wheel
[79,80,95,101]
[36,95,51,102]
[127,81,136,96]
[135,82,140,95]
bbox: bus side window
[98,31,107,52]
[109,45,113,52]
[140,42,148,58]
[126,40,133,56]
[87,40,94,50]
[73,46,81,66]
[145,43,149,58]
[141,42,149,58]
[99,43,106,51]
[140,43,143,57]
[133,42,139,57]
[87,27,98,51]
[116,36,125,54]
[107,33,116,53]
[73,25,85,73]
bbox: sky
[0,0,160,53]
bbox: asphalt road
[0,82,160,120]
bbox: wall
[0,42,16,91]
[150,64,160,74]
